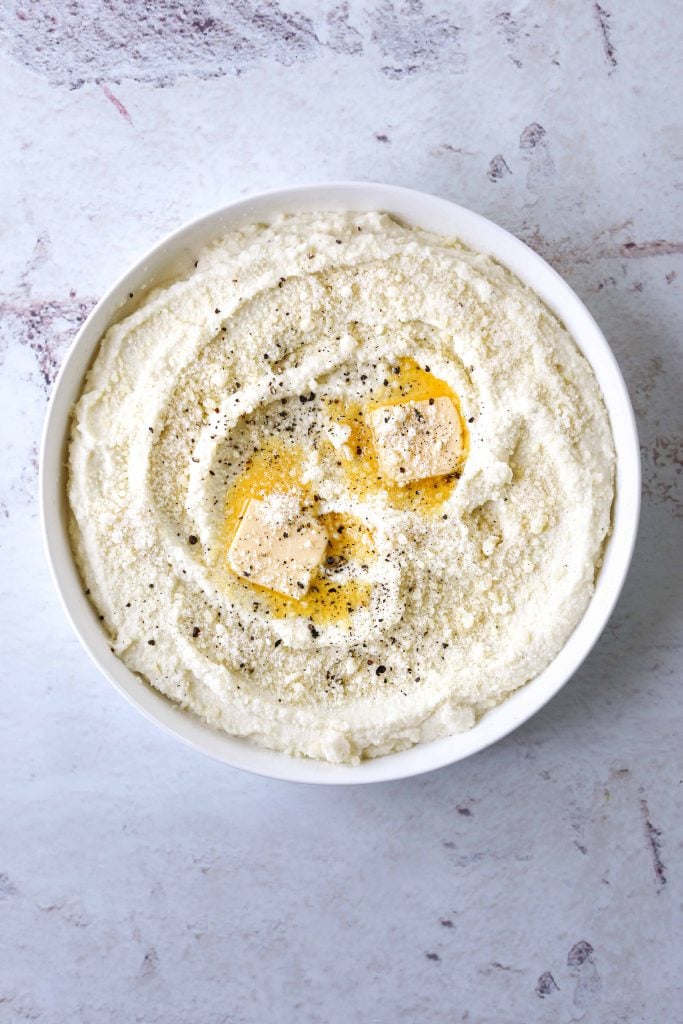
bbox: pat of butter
[369,397,463,485]
[227,494,327,599]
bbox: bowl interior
[40,182,640,784]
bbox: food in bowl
[68,211,615,763]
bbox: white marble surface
[1,2,681,1020]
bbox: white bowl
[40,182,640,784]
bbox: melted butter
[328,357,469,513]
[243,576,370,625]
[318,511,375,564]
[222,441,305,550]
[221,440,372,624]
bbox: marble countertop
[1,2,681,1021]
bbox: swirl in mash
[69,212,615,763]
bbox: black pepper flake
[309,624,320,639]
[468,416,474,423]
[215,308,221,314]
[376,665,386,675]
[429,398,435,405]
[147,639,156,646]
[188,535,198,545]
[274,638,282,648]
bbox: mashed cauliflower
[68,212,615,763]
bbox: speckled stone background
[1,2,681,1021]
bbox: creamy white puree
[69,212,615,763]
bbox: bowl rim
[39,180,641,785]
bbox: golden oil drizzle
[327,357,469,513]
[221,439,372,624]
